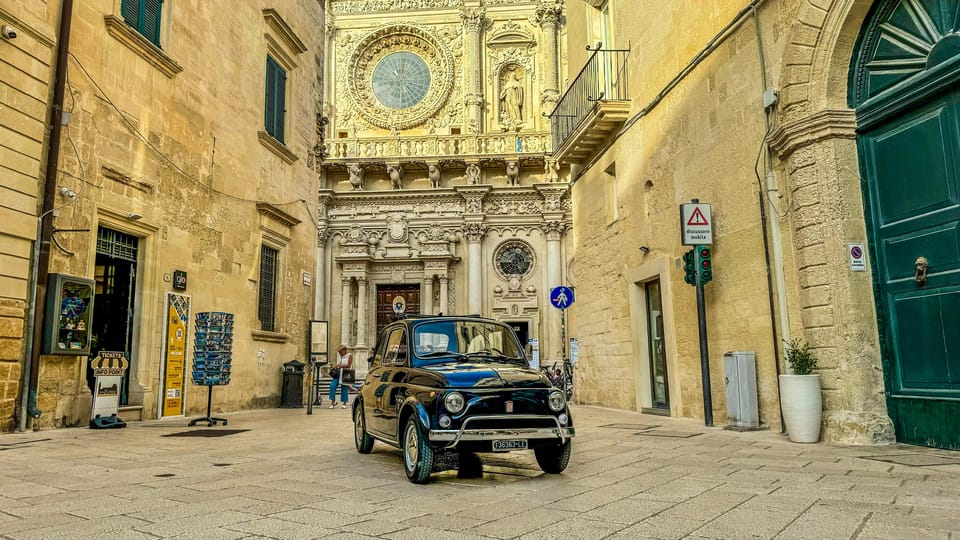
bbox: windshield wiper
[464,350,522,363]
[418,351,468,361]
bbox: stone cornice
[262,9,308,55]
[258,131,300,164]
[103,15,183,78]
[768,109,857,158]
[257,202,302,228]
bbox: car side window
[383,329,406,365]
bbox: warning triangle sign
[687,208,709,226]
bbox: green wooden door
[853,0,960,449]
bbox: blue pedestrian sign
[550,286,575,309]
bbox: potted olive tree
[778,338,821,443]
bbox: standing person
[329,345,353,409]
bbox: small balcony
[548,46,631,164]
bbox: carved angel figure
[428,165,441,188]
[348,163,365,191]
[387,164,404,190]
[506,161,520,186]
[466,163,481,185]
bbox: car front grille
[464,417,558,430]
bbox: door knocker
[914,256,929,286]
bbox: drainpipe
[753,5,790,431]
[20,0,75,430]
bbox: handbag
[329,366,340,379]
[341,368,356,384]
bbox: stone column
[544,220,563,360]
[464,223,486,315]
[314,229,328,320]
[460,7,486,132]
[340,278,352,346]
[356,278,369,348]
[422,275,434,315]
[439,277,449,315]
[535,1,563,109]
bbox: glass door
[645,280,669,411]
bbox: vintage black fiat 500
[352,315,574,483]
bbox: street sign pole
[695,247,713,427]
[561,308,567,361]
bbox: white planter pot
[778,374,822,443]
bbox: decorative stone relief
[386,164,404,189]
[459,7,488,31]
[463,223,488,242]
[348,163,365,190]
[331,0,460,15]
[346,24,455,130]
[485,196,544,215]
[505,161,520,185]
[532,0,564,26]
[465,163,481,185]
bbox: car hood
[426,363,550,388]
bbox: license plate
[492,439,527,452]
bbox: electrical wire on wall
[65,52,318,226]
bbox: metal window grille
[96,227,139,262]
[258,245,278,332]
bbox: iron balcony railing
[548,44,631,152]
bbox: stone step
[118,405,143,422]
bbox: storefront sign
[161,293,190,417]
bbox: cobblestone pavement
[1,405,959,539]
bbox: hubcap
[354,409,363,444]
[404,423,419,470]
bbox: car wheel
[402,417,434,484]
[354,402,374,454]
[535,439,572,474]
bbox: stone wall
[23,0,324,428]
[0,2,57,431]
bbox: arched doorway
[852,0,960,449]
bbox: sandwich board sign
[681,202,713,245]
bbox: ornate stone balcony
[323,131,552,170]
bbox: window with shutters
[264,56,287,143]
[258,244,279,332]
[121,0,163,46]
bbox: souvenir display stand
[189,312,233,427]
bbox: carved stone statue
[387,164,404,190]
[500,71,524,122]
[428,165,441,188]
[348,163,365,191]
[506,161,520,186]
[466,163,481,185]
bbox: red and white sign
[681,203,713,245]
[849,243,866,271]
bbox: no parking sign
[849,243,866,271]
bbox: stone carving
[428,164,442,188]
[332,0,460,15]
[466,163,481,185]
[387,164,404,189]
[544,159,560,182]
[349,163,365,190]
[506,161,520,186]
[347,24,455,130]
[463,223,487,242]
[542,220,564,239]
[533,0,564,26]
[486,197,543,215]
[386,213,408,243]
[459,7,487,31]
[500,71,524,122]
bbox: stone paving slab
[2,405,960,539]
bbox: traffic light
[698,246,713,284]
[683,249,696,286]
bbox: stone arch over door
[768,0,894,444]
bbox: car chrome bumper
[428,415,575,448]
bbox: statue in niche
[500,70,524,123]
[348,163,365,191]
[428,165,441,188]
[466,163,481,185]
[506,161,520,186]
[387,164,404,190]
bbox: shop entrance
[88,227,138,405]
[645,279,669,412]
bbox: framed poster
[309,320,328,358]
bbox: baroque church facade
[318,0,572,369]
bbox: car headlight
[439,415,452,428]
[548,390,566,412]
[444,391,465,414]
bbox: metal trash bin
[280,359,305,408]
[723,351,759,429]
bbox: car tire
[402,417,434,484]
[354,402,374,454]
[535,439,572,474]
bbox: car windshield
[412,320,526,366]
